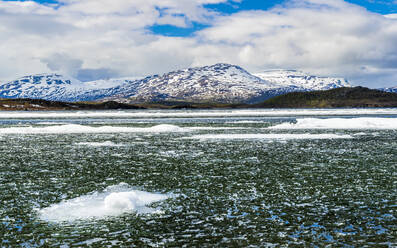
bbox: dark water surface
[0,109,396,247]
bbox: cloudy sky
[1,0,397,87]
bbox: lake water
[0,109,396,247]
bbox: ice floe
[2,109,397,119]
[75,141,125,147]
[0,124,190,134]
[270,118,397,129]
[37,122,70,125]
[38,183,169,222]
[189,127,248,130]
[225,120,265,124]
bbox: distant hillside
[0,99,144,111]
[254,87,397,108]
[0,98,242,110]
[2,87,397,110]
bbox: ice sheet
[1,109,397,119]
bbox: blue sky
[14,0,397,14]
[1,0,397,87]
[6,0,397,37]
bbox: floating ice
[147,124,189,132]
[37,122,69,125]
[76,141,125,147]
[184,133,353,140]
[189,127,248,130]
[270,118,397,129]
[225,120,264,124]
[2,109,397,119]
[0,124,190,134]
[38,183,169,222]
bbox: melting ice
[75,141,125,147]
[38,183,169,222]
[270,117,397,129]
[2,109,397,119]
[0,124,190,134]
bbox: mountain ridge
[0,63,353,104]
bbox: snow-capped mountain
[0,74,83,101]
[380,87,397,94]
[0,74,136,102]
[107,65,350,104]
[105,64,281,103]
[0,64,351,104]
[254,70,351,91]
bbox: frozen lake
[0,109,396,246]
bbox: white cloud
[0,0,227,80]
[195,0,397,87]
[0,0,397,87]
[385,14,397,19]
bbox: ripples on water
[0,109,396,247]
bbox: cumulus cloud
[0,0,230,81]
[195,0,397,87]
[0,0,397,87]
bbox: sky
[1,0,397,87]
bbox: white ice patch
[225,120,264,124]
[37,122,69,125]
[184,133,353,140]
[353,132,367,136]
[189,127,248,130]
[38,183,169,222]
[76,141,124,147]
[270,118,397,129]
[0,124,190,134]
[2,109,397,119]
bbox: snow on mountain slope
[0,65,351,103]
[85,77,142,89]
[0,74,83,101]
[254,70,351,91]
[0,74,136,102]
[380,87,397,93]
[106,64,279,103]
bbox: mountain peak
[178,63,245,74]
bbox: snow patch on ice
[0,124,190,134]
[225,120,264,124]
[37,122,70,125]
[353,132,367,136]
[184,133,353,140]
[147,124,190,132]
[2,109,397,119]
[38,183,169,222]
[76,141,125,147]
[189,127,248,130]
[270,118,397,129]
